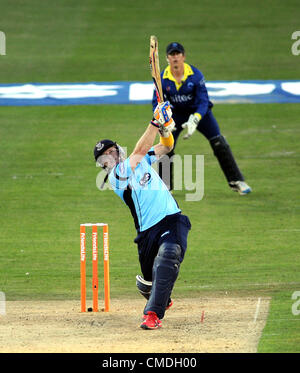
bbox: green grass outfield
[1,0,300,352]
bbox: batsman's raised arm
[129,102,175,171]
[129,124,159,171]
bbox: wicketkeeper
[94,102,191,330]
[152,42,252,195]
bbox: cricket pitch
[0,296,270,353]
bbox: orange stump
[80,225,86,313]
[103,224,110,312]
[80,223,110,312]
[92,225,99,312]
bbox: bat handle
[155,90,161,103]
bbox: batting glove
[151,117,176,134]
[152,101,172,125]
[182,113,201,139]
[151,101,176,133]
[159,119,176,137]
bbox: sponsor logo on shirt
[139,172,151,186]
[170,94,193,103]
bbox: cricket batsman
[94,102,191,329]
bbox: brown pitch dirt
[0,296,270,353]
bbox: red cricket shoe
[140,311,162,330]
[165,299,173,310]
[142,299,173,321]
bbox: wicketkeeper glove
[182,113,201,139]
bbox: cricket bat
[149,35,164,103]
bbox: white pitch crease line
[80,223,107,227]
[253,297,261,323]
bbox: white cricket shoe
[229,181,252,195]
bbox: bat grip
[155,90,161,103]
